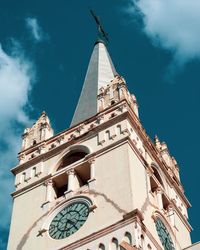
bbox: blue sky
[0,0,200,248]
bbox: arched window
[32,139,37,146]
[58,151,88,170]
[123,232,132,245]
[147,244,152,249]
[110,238,118,250]
[99,243,105,250]
[141,234,145,249]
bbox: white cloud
[129,0,200,66]
[26,17,44,42]
[0,41,34,246]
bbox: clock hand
[63,219,76,231]
[68,219,77,225]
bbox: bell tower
[8,30,194,250]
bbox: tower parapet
[21,111,54,151]
[155,135,180,181]
[98,75,139,117]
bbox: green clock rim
[49,201,90,240]
[155,218,175,250]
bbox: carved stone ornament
[66,169,75,175]
[44,179,54,187]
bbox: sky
[0,0,200,248]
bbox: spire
[70,41,117,126]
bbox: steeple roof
[70,41,117,126]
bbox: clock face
[155,218,175,250]
[49,201,89,239]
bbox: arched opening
[162,193,170,210]
[74,163,90,188]
[141,234,145,249]
[147,244,152,249]
[152,167,164,187]
[99,243,105,250]
[52,146,91,199]
[58,151,88,171]
[32,139,37,146]
[150,166,165,193]
[53,173,68,198]
[123,232,132,245]
[110,238,119,250]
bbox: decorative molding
[88,157,96,165]
[12,174,52,198]
[44,179,53,187]
[66,169,75,175]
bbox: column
[40,125,46,140]
[156,187,163,210]
[133,221,142,248]
[146,168,153,193]
[89,157,95,180]
[88,157,96,189]
[67,169,75,192]
[44,179,54,203]
[98,94,104,112]
[21,132,28,150]
[168,205,175,227]
[64,169,75,199]
[118,84,123,100]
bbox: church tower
[8,32,193,250]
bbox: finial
[42,110,46,115]
[90,10,109,44]
[154,135,162,150]
[154,135,159,143]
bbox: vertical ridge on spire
[70,41,117,127]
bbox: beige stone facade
[7,41,196,250]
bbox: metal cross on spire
[90,10,109,43]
